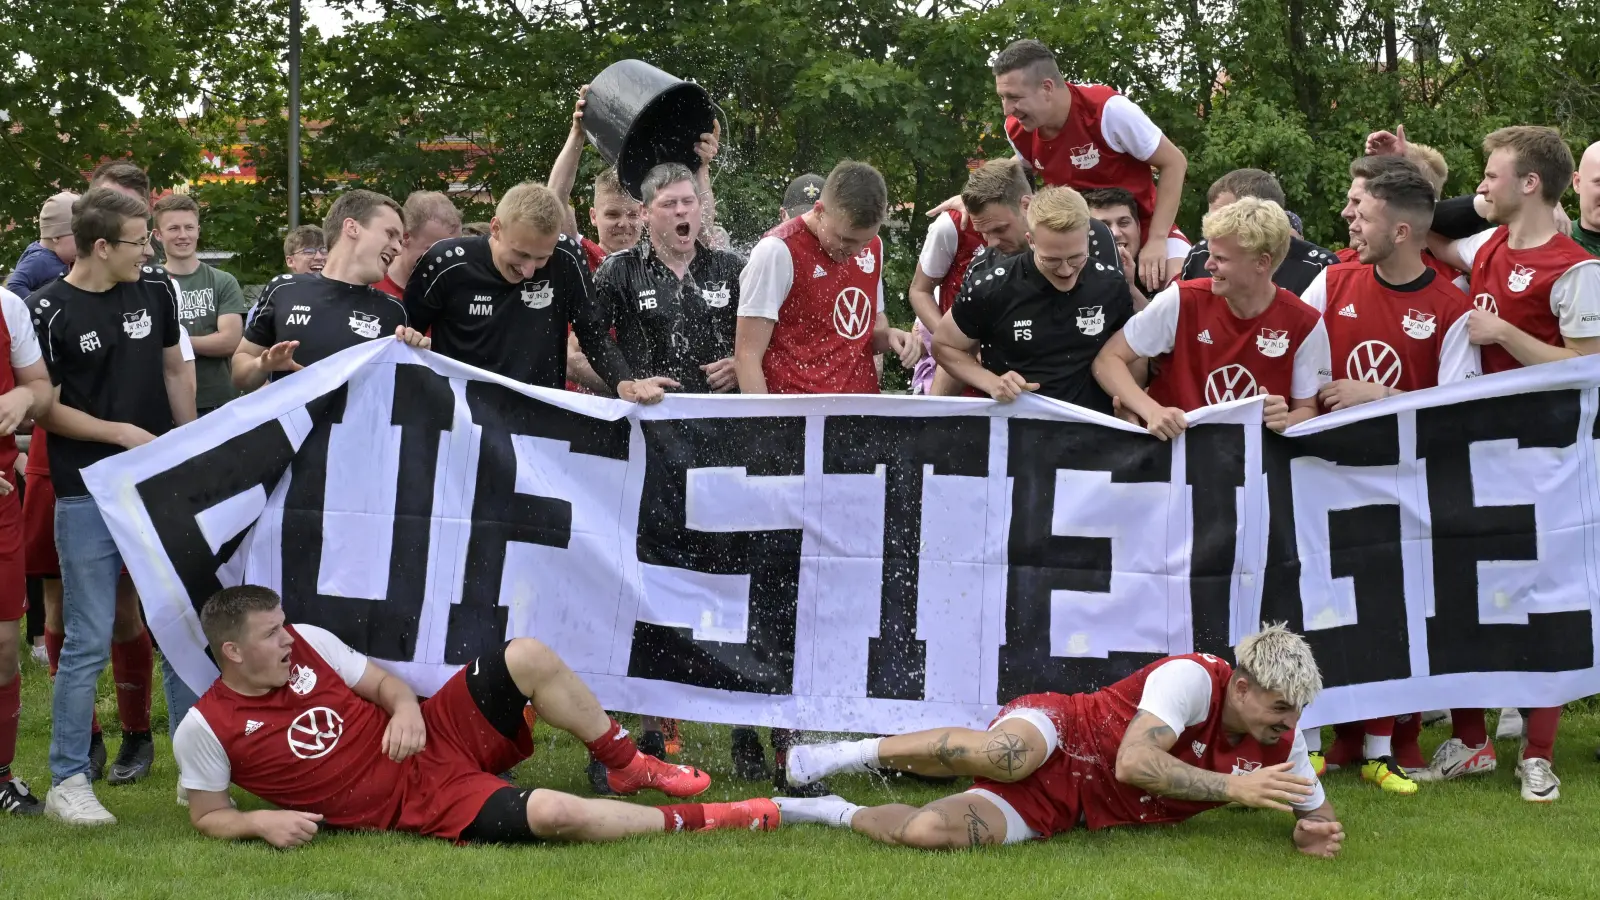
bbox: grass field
[4,653,1600,900]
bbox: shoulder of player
[956,249,1020,297]
[697,247,747,276]
[1289,238,1339,267]
[1272,286,1325,326]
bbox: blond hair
[1234,623,1322,708]
[496,181,564,233]
[1405,143,1449,195]
[1026,185,1090,235]
[1201,197,1292,268]
[961,159,1032,216]
[401,190,461,233]
[593,168,629,202]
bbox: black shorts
[458,642,540,844]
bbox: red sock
[659,804,707,832]
[44,629,96,733]
[1393,713,1425,768]
[584,719,640,770]
[111,629,154,734]
[1363,716,1395,736]
[1523,707,1561,761]
[1451,708,1487,747]
[0,675,18,782]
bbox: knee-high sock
[110,629,153,734]
[1523,707,1561,761]
[0,675,18,782]
[1451,708,1487,747]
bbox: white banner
[84,340,1600,730]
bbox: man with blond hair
[932,185,1132,411]
[774,624,1343,857]
[403,181,669,402]
[1094,198,1330,438]
[373,191,462,299]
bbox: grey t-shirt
[170,262,248,409]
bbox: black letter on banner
[1417,391,1591,673]
[452,383,629,664]
[1186,424,1246,660]
[1258,417,1410,687]
[136,419,300,613]
[823,415,989,700]
[632,417,805,693]
[1000,420,1171,698]
[280,366,456,659]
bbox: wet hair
[88,160,151,198]
[496,181,564,233]
[151,192,200,227]
[283,224,325,258]
[640,162,697,206]
[1207,168,1287,208]
[593,168,630,202]
[71,187,149,256]
[401,190,461,234]
[1025,185,1090,234]
[1363,164,1438,230]
[820,160,888,229]
[323,189,402,249]
[990,39,1063,84]
[1483,125,1574,205]
[961,158,1032,216]
[200,585,283,656]
[1201,197,1292,268]
[1233,623,1322,709]
[1082,186,1140,219]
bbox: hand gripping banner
[84,340,1600,731]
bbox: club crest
[348,311,381,339]
[1069,144,1101,169]
[1507,264,1535,293]
[522,281,553,309]
[121,309,151,339]
[1256,328,1290,358]
[1401,309,1437,339]
[702,282,731,308]
[854,248,876,275]
[1076,305,1105,336]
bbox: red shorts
[0,474,23,621]
[394,665,534,842]
[969,693,1083,840]
[23,471,57,578]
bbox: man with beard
[1084,186,1191,300]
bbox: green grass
[5,652,1600,900]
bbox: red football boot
[607,753,712,798]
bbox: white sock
[857,737,882,771]
[1365,733,1392,760]
[790,738,883,785]
[773,795,863,828]
[1302,728,1322,752]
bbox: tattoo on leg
[931,731,966,768]
[985,731,1029,778]
[963,805,991,848]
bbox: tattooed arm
[1114,712,1232,802]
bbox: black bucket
[583,59,717,202]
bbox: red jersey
[758,216,882,394]
[1133,280,1327,411]
[372,273,404,300]
[0,310,19,475]
[1466,226,1597,374]
[1005,83,1164,240]
[1336,246,1460,281]
[581,237,607,273]
[977,654,1296,836]
[1311,263,1477,390]
[937,211,988,315]
[23,427,46,477]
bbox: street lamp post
[288,0,301,228]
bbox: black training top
[1179,235,1339,297]
[594,240,745,392]
[245,273,410,373]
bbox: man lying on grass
[774,624,1344,857]
[173,586,776,847]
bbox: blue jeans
[50,496,123,784]
[160,652,200,733]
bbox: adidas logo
[812,264,827,279]
[1338,303,1358,318]
[1197,329,1214,344]
[244,720,263,736]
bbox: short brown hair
[89,160,150,198]
[1405,143,1450,195]
[1363,164,1438,230]
[1202,197,1293,268]
[1082,186,1140,218]
[200,585,283,656]
[151,193,200,227]
[821,160,888,229]
[323,189,401,249]
[1349,154,1421,184]
[961,159,1032,216]
[1483,125,1574,205]
[1026,185,1090,235]
[284,224,325,258]
[990,39,1062,83]
[496,181,564,233]
[401,190,461,234]
[1207,168,1287,208]
[71,187,149,256]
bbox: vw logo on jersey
[522,281,553,309]
[287,707,344,760]
[348,311,381,339]
[1069,144,1101,169]
[854,247,876,275]
[1256,328,1290,358]
[1507,264,1535,293]
[1204,364,1262,404]
[1473,293,1499,315]
[1401,309,1437,339]
[1075,305,1105,336]
[702,282,731,308]
[1346,340,1402,387]
[121,310,152,339]
[832,287,873,340]
[288,664,318,696]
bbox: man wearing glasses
[283,226,327,275]
[932,186,1134,412]
[27,188,197,826]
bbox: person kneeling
[174,586,776,847]
[774,624,1343,858]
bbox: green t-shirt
[1574,224,1600,259]
[170,262,249,410]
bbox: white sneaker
[1516,757,1560,802]
[176,783,187,807]
[29,643,49,668]
[1410,738,1496,782]
[44,773,116,826]
[1495,707,1525,740]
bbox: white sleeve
[173,710,233,793]
[179,325,195,362]
[1298,270,1329,315]
[877,276,885,313]
[0,288,41,369]
[1165,235,1192,261]
[295,625,369,687]
[1099,94,1165,162]
[1290,318,1332,400]
[736,237,794,321]
[1436,309,1482,383]
[1135,659,1214,732]
[1450,228,1497,270]
[1121,282,1182,357]
[918,214,960,280]
[1550,260,1600,339]
[1286,729,1329,812]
